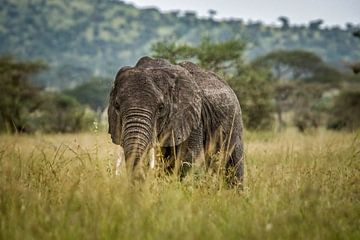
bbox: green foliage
[152,38,245,73]
[228,66,274,130]
[253,49,347,132]
[151,40,193,64]
[0,0,359,89]
[292,84,331,132]
[327,89,360,131]
[64,77,112,111]
[28,93,95,133]
[0,56,96,133]
[254,49,342,83]
[193,38,245,73]
[0,56,47,133]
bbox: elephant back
[179,61,242,133]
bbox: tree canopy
[253,50,342,83]
[0,56,47,132]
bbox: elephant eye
[159,103,164,111]
[158,103,165,115]
[114,101,120,111]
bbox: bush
[63,77,112,112]
[292,83,329,132]
[327,90,360,131]
[294,108,321,132]
[27,93,96,133]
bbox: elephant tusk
[115,146,125,176]
[149,147,155,169]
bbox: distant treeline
[152,38,360,132]
[1,37,360,134]
[0,0,359,89]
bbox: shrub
[28,93,96,133]
[327,90,360,131]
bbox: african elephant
[108,56,244,186]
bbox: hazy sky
[126,0,359,26]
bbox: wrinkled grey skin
[108,56,244,186]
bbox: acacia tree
[253,50,340,82]
[152,37,245,73]
[278,16,290,30]
[192,38,245,73]
[253,50,341,131]
[151,40,193,64]
[0,56,47,133]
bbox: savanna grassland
[0,130,359,239]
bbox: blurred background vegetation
[0,0,359,133]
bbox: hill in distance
[1,0,359,89]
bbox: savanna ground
[0,129,359,239]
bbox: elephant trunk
[122,108,153,180]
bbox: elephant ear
[108,96,122,145]
[161,66,202,146]
[108,65,132,144]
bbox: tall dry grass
[0,129,359,239]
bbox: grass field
[0,129,359,239]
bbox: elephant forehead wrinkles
[119,78,159,98]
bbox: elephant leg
[160,125,204,178]
[225,137,244,188]
[178,124,205,178]
[160,146,176,174]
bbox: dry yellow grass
[0,129,359,239]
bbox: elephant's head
[108,57,202,178]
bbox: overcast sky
[125,0,359,26]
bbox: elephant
[108,56,244,186]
